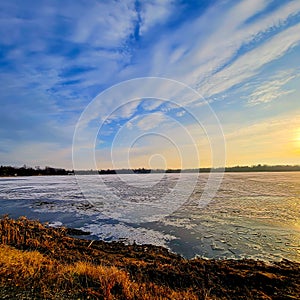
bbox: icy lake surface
[0,172,299,262]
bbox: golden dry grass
[0,244,198,299]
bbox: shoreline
[2,170,300,178]
[1,164,300,177]
[0,216,299,299]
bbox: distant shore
[1,164,300,177]
[0,216,299,299]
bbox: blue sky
[1,0,300,169]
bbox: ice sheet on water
[80,222,177,248]
[48,221,63,228]
[75,173,201,222]
[0,175,81,201]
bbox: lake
[0,172,299,262]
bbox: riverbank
[0,216,299,299]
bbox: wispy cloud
[201,21,300,99]
[247,70,297,106]
[141,0,300,102]
[136,112,167,131]
[138,0,176,35]
[69,1,137,47]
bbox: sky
[0,0,300,170]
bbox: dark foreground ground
[0,216,299,299]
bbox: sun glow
[296,130,300,144]
[293,129,300,154]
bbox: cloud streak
[247,70,297,106]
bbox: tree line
[1,164,300,177]
[98,164,300,174]
[0,165,73,177]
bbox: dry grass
[0,244,198,299]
